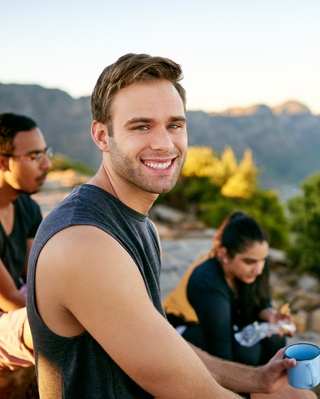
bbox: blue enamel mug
[285,343,320,389]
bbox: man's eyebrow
[24,147,47,155]
[125,118,153,126]
[125,116,187,126]
[170,116,187,122]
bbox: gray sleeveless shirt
[27,184,164,398]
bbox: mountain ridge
[210,101,312,117]
[1,83,319,189]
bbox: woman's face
[223,240,269,285]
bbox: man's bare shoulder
[35,224,137,335]
[37,224,130,279]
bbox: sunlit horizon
[1,0,320,114]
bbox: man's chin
[148,187,175,195]
[18,187,41,196]
[149,180,178,195]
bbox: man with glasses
[0,112,52,369]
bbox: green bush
[155,176,220,211]
[157,175,289,250]
[287,173,320,273]
[197,197,234,228]
[198,191,288,250]
[51,153,95,176]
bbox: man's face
[2,128,52,194]
[106,80,187,195]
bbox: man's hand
[257,347,296,394]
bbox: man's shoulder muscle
[35,225,136,336]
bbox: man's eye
[135,126,148,131]
[168,124,179,129]
[29,154,38,161]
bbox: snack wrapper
[234,320,296,347]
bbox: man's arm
[190,343,296,394]
[35,225,242,399]
[0,258,26,311]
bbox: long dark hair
[212,211,270,322]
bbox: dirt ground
[0,367,38,399]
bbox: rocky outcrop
[270,266,320,334]
[272,101,311,115]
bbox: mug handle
[306,362,317,387]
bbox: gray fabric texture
[27,184,164,398]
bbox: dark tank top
[27,184,164,398]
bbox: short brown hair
[90,53,186,128]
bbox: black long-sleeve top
[187,257,271,364]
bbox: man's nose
[150,127,174,152]
[40,154,52,170]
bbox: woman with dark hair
[163,211,293,367]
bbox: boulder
[309,309,320,334]
[292,311,308,333]
[149,205,196,224]
[298,274,320,292]
[291,291,320,313]
[268,248,289,265]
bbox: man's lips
[36,173,48,182]
[142,159,174,170]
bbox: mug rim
[285,343,320,361]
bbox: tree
[211,145,238,186]
[181,146,219,178]
[221,149,257,198]
[156,145,288,249]
[181,145,258,199]
[198,190,288,249]
[287,173,320,272]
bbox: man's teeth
[144,160,172,170]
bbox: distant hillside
[1,83,320,189]
[187,103,320,188]
[0,83,101,169]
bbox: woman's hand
[258,307,295,337]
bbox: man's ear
[91,121,110,152]
[0,155,10,172]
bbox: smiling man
[0,113,52,369]
[26,54,309,399]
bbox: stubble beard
[108,138,186,195]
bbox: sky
[1,0,320,114]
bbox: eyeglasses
[0,147,53,162]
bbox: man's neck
[88,164,158,215]
[0,180,18,236]
[0,178,20,209]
